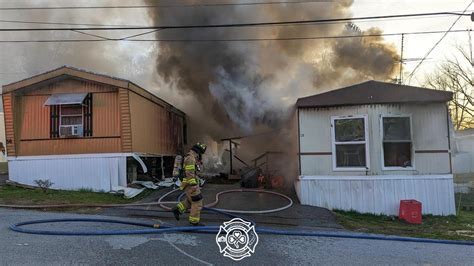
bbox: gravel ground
[1,208,473,265]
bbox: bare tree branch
[424,44,474,130]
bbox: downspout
[297,108,301,176]
[446,105,452,174]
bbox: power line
[70,30,112,40]
[0,12,469,32]
[0,29,469,43]
[0,19,136,27]
[117,29,164,40]
[1,11,471,28]
[6,11,466,41]
[71,29,164,41]
[0,1,329,10]
[406,2,473,82]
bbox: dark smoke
[146,0,399,140]
[0,1,400,178]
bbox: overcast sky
[0,0,472,88]
[351,0,473,85]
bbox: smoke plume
[0,1,400,178]
[146,0,399,140]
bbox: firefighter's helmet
[192,142,207,155]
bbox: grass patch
[456,192,474,211]
[335,193,474,241]
[0,185,152,206]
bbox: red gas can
[399,200,422,224]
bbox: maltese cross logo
[216,218,259,261]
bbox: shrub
[34,179,54,193]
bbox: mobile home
[2,66,186,191]
[295,81,455,215]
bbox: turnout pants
[176,184,203,224]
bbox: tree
[424,45,474,130]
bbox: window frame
[380,114,415,171]
[331,114,370,171]
[59,104,84,137]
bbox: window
[331,115,369,170]
[381,115,413,169]
[59,105,83,137]
[49,93,92,138]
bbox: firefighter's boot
[172,207,180,221]
[190,222,206,226]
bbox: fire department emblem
[215,218,259,261]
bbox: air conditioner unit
[60,125,83,137]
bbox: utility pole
[398,33,404,84]
[468,29,473,66]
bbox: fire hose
[157,188,294,214]
[4,189,474,246]
[0,189,293,213]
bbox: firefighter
[172,142,207,226]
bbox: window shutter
[50,105,60,138]
[83,93,93,137]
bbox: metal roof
[44,93,88,106]
[296,80,453,108]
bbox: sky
[0,0,472,105]
[351,0,473,85]
[0,0,471,164]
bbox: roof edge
[2,66,130,93]
[1,66,186,116]
[296,80,453,107]
[296,80,376,103]
[297,100,451,109]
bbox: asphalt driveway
[1,208,473,265]
[100,184,343,231]
[0,175,7,186]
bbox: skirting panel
[295,175,456,215]
[8,154,127,192]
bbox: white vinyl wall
[8,153,127,192]
[453,133,474,174]
[296,103,456,215]
[295,175,456,215]
[298,103,451,176]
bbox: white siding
[8,154,127,192]
[453,134,474,174]
[299,103,451,176]
[296,175,456,215]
